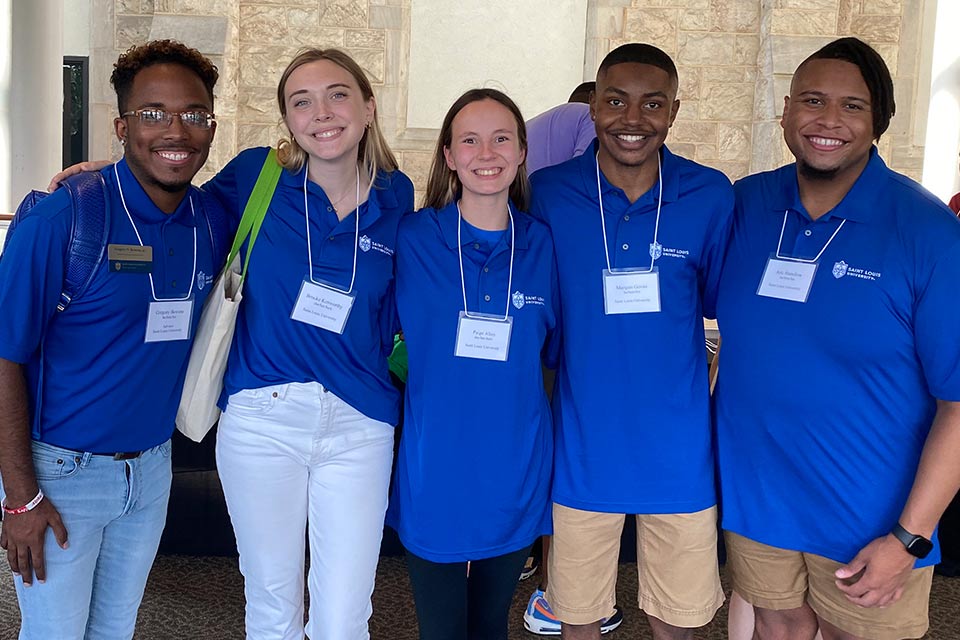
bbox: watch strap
[891,523,932,558]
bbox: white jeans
[216,382,395,640]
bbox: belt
[69,450,143,460]
[98,451,143,460]
[43,443,146,461]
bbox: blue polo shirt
[530,143,733,514]
[387,202,560,561]
[715,148,960,566]
[0,160,221,452]
[204,147,414,425]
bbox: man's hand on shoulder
[47,160,110,193]
[834,534,915,608]
[2,497,68,585]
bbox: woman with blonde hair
[204,48,413,639]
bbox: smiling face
[281,59,375,174]
[592,62,679,188]
[782,58,874,183]
[443,98,525,205]
[114,63,215,212]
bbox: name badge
[602,268,661,315]
[108,244,153,273]
[144,299,194,342]
[454,312,512,362]
[291,278,355,334]
[757,256,818,303]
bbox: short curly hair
[110,39,219,114]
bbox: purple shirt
[525,103,596,173]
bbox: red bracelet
[1,490,44,516]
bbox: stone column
[921,0,960,200]
[2,0,63,212]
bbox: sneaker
[601,606,623,634]
[523,589,560,635]
[523,589,624,635]
[519,554,539,581]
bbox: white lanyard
[114,164,197,301]
[456,202,515,321]
[774,211,846,263]
[304,165,360,294]
[597,150,662,272]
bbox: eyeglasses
[121,109,216,130]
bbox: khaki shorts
[725,531,933,640]
[547,504,724,627]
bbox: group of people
[0,31,957,640]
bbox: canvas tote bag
[176,149,283,441]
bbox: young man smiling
[0,40,226,639]
[529,43,734,640]
[715,37,960,640]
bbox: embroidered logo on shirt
[650,242,689,261]
[512,290,545,309]
[357,235,394,257]
[196,271,214,291]
[832,259,881,281]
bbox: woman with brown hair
[388,88,560,640]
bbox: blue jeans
[3,439,172,640]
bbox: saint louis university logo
[196,271,214,291]
[358,235,372,252]
[649,242,663,260]
[512,290,526,310]
[831,259,881,282]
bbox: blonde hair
[276,48,398,184]
[422,89,530,211]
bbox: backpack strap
[3,172,110,312]
[58,172,110,311]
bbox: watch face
[908,536,934,559]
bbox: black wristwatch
[891,523,933,559]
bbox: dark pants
[406,544,533,640]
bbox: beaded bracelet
[1,490,44,516]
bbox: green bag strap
[227,148,283,277]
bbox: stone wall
[94,0,927,189]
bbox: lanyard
[304,165,360,294]
[114,164,197,302]
[597,150,662,273]
[774,211,846,263]
[457,202,515,321]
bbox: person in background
[0,40,225,639]
[525,82,597,174]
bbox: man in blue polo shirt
[529,43,733,640]
[0,40,224,639]
[715,37,960,640]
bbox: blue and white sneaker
[523,588,624,635]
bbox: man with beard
[528,43,733,640]
[715,37,960,640]
[0,40,224,639]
